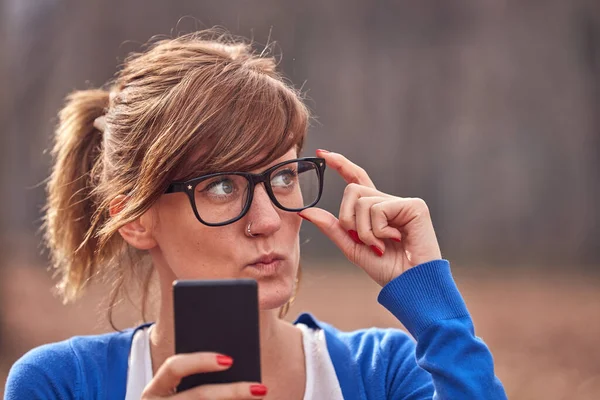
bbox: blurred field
[1,263,599,399]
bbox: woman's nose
[245,184,281,236]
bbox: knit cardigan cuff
[377,259,470,338]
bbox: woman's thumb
[298,208,355,254]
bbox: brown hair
[44,31,309,324]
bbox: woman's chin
[256,279,295,311]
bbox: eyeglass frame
[164,157,326,226]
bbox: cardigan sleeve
[377,260,507,399]
[4,340,81,400]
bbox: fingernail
[370,245,384,257]
[348,230,364,245]
[297,213,312,222]
[250,384,268,396]
[216,355,233,366]
[392,238,402,243]
[317,149,330,153]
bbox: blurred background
[1,0,600,398]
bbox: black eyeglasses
[165,157,326,226]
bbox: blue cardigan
[4,260,507,399]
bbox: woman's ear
[110,195,157,250]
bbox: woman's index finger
[318,150,376,188]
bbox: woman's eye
[271,169,297,187]
[204,178,235,196]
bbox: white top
[125,324,344,400]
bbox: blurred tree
[578,2,600,265]
[0,0,6,349]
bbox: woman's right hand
[141,352,267,399]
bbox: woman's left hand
[298,150,442,287]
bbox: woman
[5,32,507,399]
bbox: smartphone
[173,279,261,392]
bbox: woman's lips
[246,253,285,276]
[248,259,282,275]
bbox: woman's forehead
[248,149,298,173]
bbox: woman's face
[149,148,302,310]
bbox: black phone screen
[173,279,261,392]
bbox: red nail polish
[370,245,384,257]
[216,355,233,366]
[317,149,330,153]
[392,238,402,243]
[348,230,364,245]
[250,384,268,396]
[297,213,312,222]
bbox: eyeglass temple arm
[165,182,189,194]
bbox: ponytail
[44,89,110,302]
